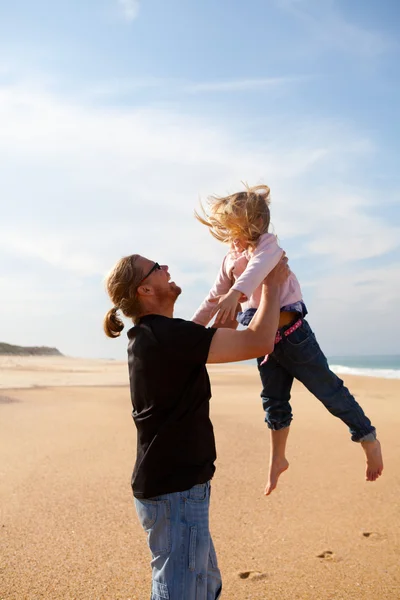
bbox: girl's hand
[210,289,242,325]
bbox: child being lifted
[192,184,383,495]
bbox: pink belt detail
[260,318,303,366]
[274,318,303,344]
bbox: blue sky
[0,0,399,359]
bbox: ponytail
[103,254,144,338]
[103,306,125,338]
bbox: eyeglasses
[138,262,161,286]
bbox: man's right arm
[206,256,288,364]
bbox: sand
[1,356,399,600]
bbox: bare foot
[265,458,289,495]
[361,439,383,482]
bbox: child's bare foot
[265,458,289,495]
[361,439,383,482]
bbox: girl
[192,184,383,495]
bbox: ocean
[327,355,400,380]
[241,355,400,379]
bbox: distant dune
[0,342,63,356]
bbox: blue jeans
[240,310,376,442]
[134,482,222,600]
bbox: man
[103,253,289,600]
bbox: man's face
[137,256,182,302]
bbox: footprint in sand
[238,571,267,581]
[0,395,19,404]
[317,550,335,560]
[362,531,385,541]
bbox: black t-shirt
[127,314,217,499]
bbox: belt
[260,318,303,366]
[275,318,303,344]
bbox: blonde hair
[195,183,271,249]
[103,254,145,338]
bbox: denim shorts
[134,482,222,600]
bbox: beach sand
[1,356,399,599]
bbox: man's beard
[171,282,182,298]
[154,282,182,303]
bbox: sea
[241,355,400,379]
[327,355,400,380]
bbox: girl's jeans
[239,309,376,442]
[134,482,222,600]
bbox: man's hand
[265,253,290,287]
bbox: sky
[0,0,399,359]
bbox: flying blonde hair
[195,183,271,249]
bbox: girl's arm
[212,236,283,324]
[232,234,283,300]
[191,255,234,326]
[207,257,289,363]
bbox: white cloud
[118,0,140,21]
[0,78,398,357]
[307,213,400,262]
[276,0,395,57]
[276,189,400,262]
[82,75,308,101]
[0,229,103,276]
[306,262,400,355]
[185,76,306,94]
[313,263,400,310]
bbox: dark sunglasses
[138,262,161,286]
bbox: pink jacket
[192,233,303,326]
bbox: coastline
[0,355,398,390]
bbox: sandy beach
[1,356,399,600]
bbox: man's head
[103,254,181,338]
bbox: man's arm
[207,256,288,364]
[231,234,283,301]
[209,235,283,325]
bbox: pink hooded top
[192,233,303,326]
